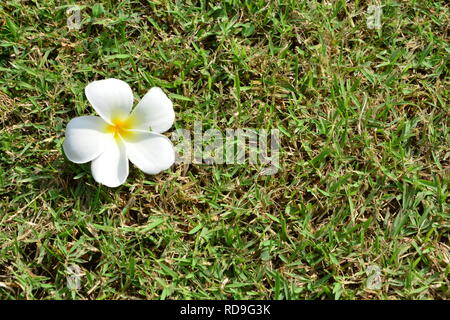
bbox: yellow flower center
[105,117,135,140]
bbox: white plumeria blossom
[63,78,175,187]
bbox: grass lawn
[0,0,448,299]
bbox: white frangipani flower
[63,78,175,187]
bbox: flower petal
[129,87,175,133]
[63,116,109,164]
[123,131,175,175]
[85,78,134,123]
[91,136,129,187]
